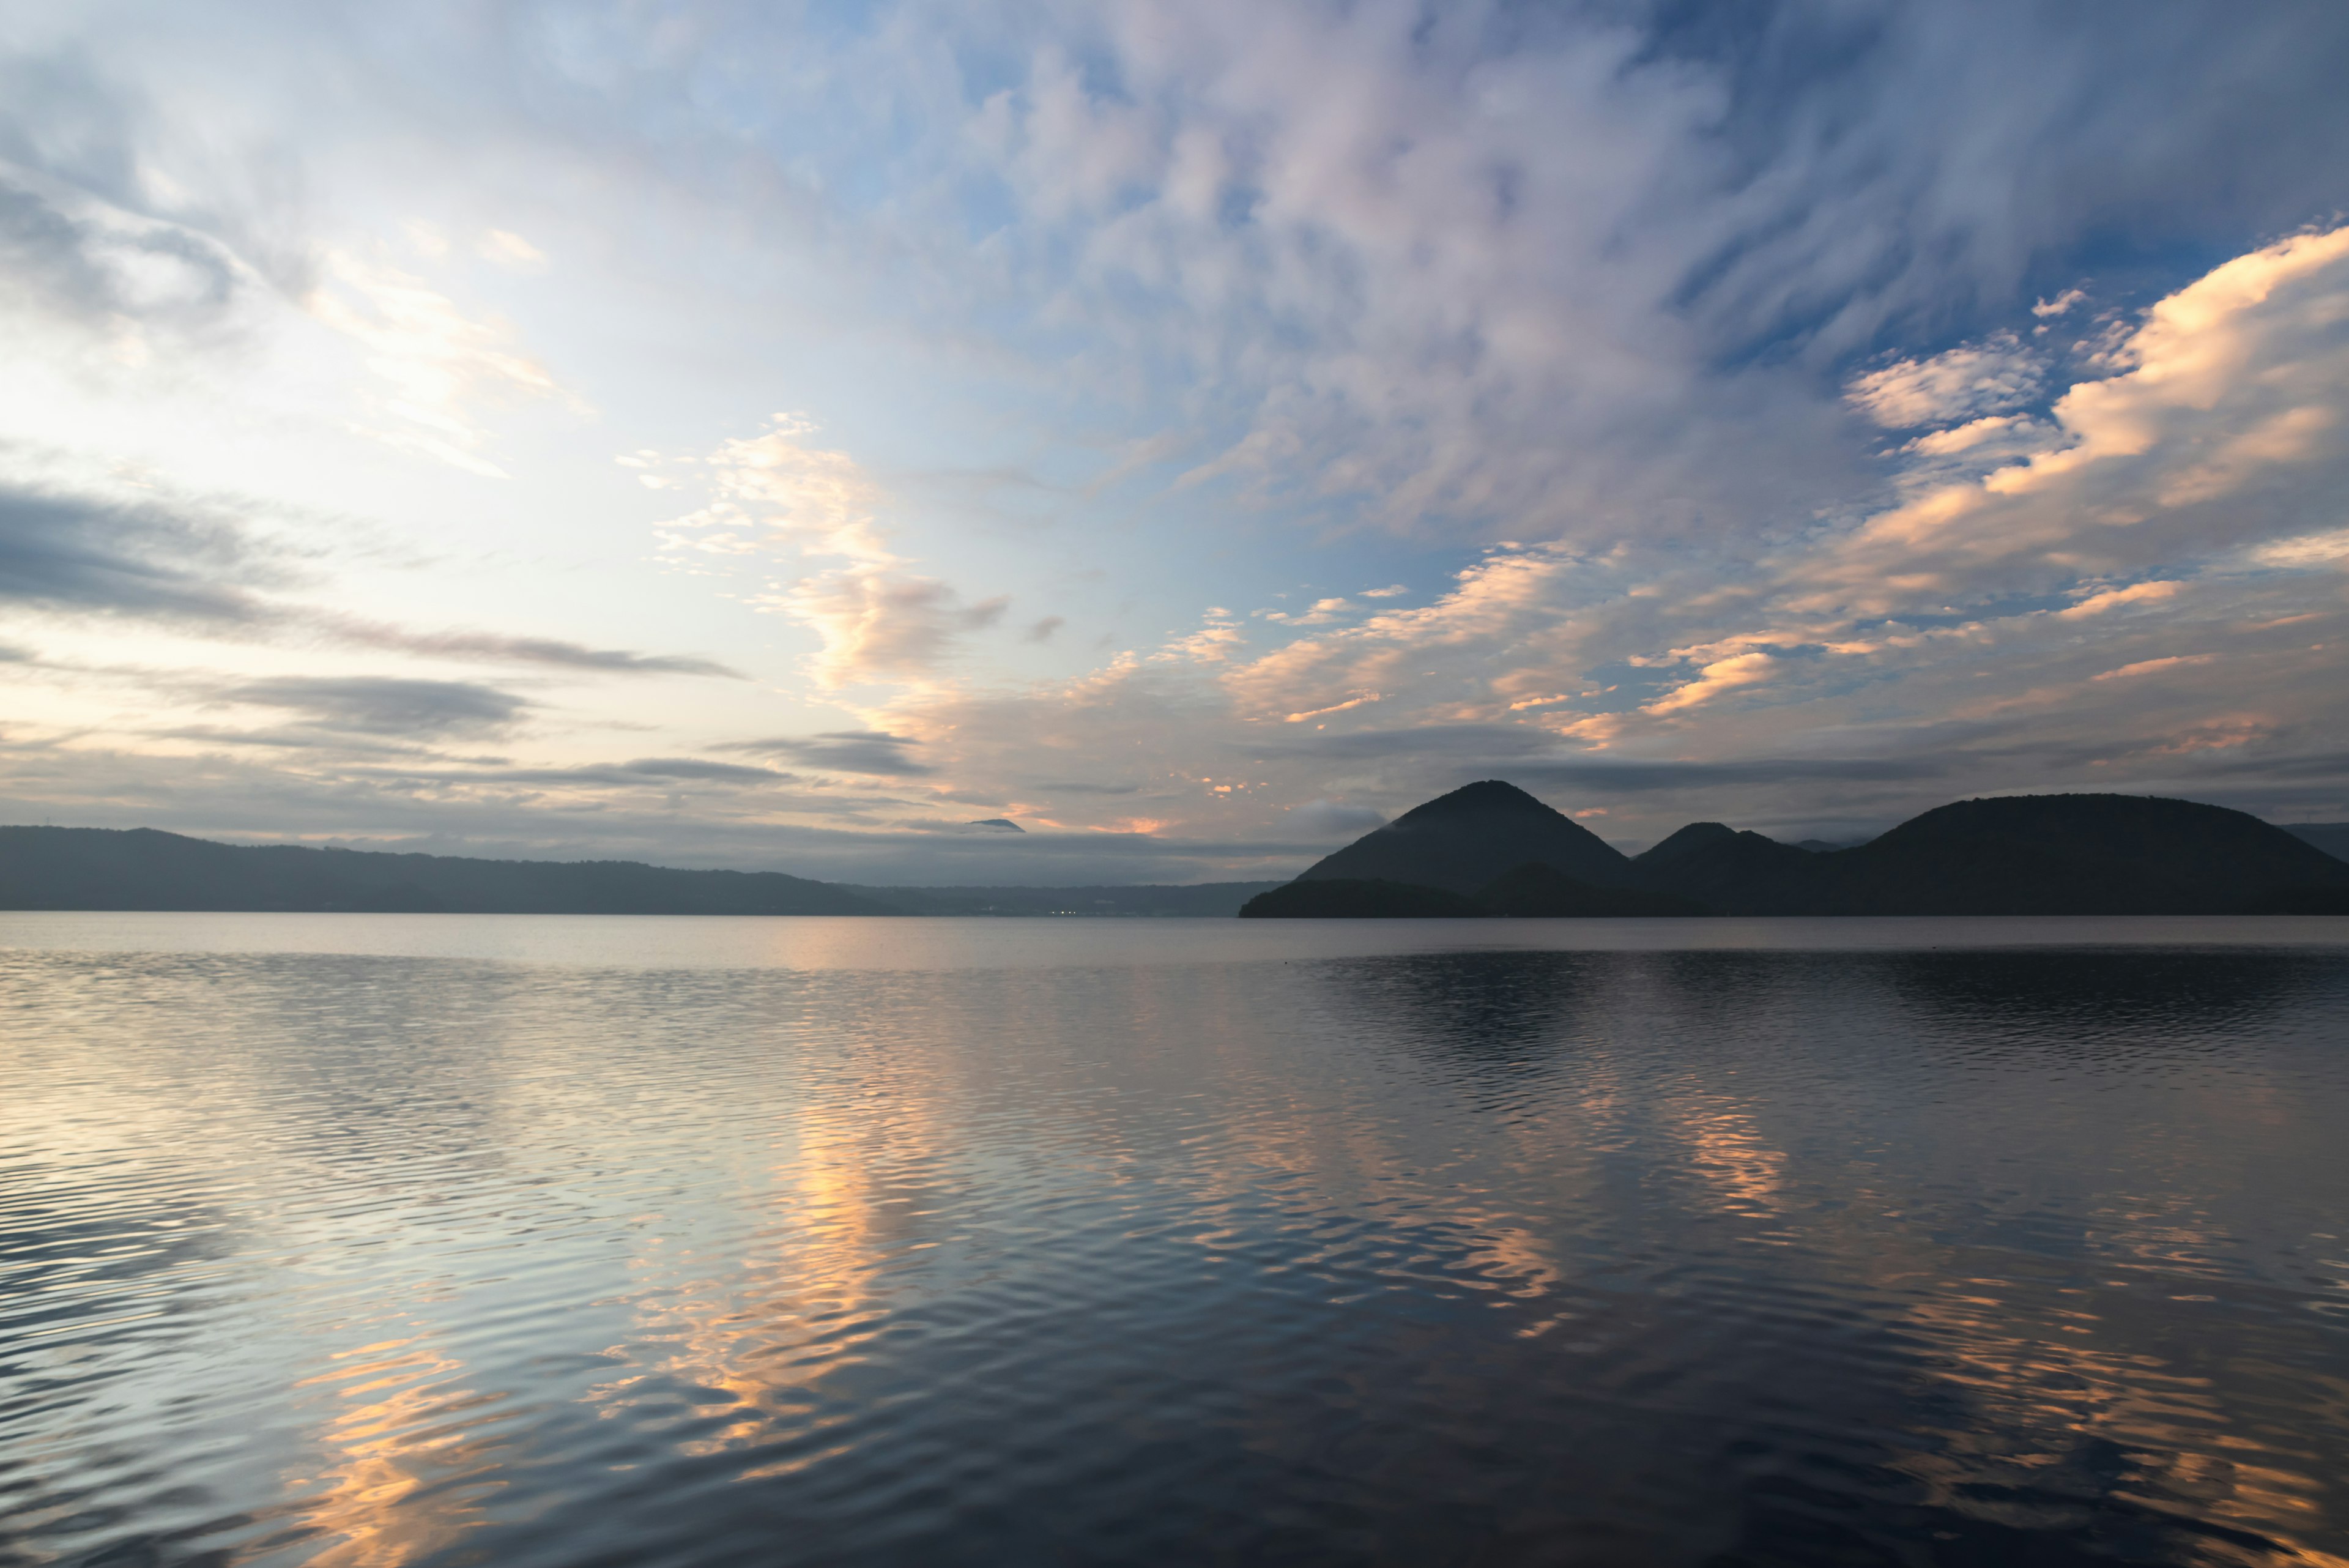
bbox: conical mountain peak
[1391,780,1560,824]
[1296,780,1632,893]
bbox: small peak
[1636,822,1739,866]
[1394,780,1559,823]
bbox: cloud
[2057,581,2180,618]
[846,225,2349,853]
[1508,757,1952,792]
[766,571,1010,686]
[2253,529,2349,568]
[305,249,571,478]
[1644,651,1778,715]
[1025,615,1065,643]
[0,477,741,677]
[659,415,1008,685]
[0,168,251,336]
[223,676,527,737]
[1846,336,2043,429]
[1789,226,2349,617]
[1031,779,1140,796]
[477,229,547,273]
[2092,654,2216,682]
[1288,799,1386,838]
[320,617,744,677]
[373,757,795,787]
[0,480,276,621]
[658,414,893,563]
[7,9,2349,874]
[717,730,935,776]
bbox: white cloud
[2093,653,2215,681]
[762,570,1005,688]
[659,415,1010,688]
[2254,528,2349,568]
[1846,335,2043,429]
[305,249,571,477]
[1644,651,1778,715]
[2058,581,2181,617]
[477,229,547,273]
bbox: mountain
[1638,793,2349,915]
[1294,780,1633,893]
[1475,864,1706,917]
[849,882,1285,916]
[1241,862,1704,918]
[1263,787,2349,918]
[0,827,894,915]
[1635,822,1739,867]
[1239,879,1490,918]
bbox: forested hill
[0,826,892,915]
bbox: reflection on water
[2,920,2347,1566]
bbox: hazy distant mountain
[2285,823,2349,863]
[850,882,1284,916]
[13,794,2343,920]
[0,827,893,915]
[1295,780,1633,893]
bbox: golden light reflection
[279,1332,493,1568]
[1888,1277,2349,1566]
[582,1087,943,1481]
[1666,1094,1789,1216]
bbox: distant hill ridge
[1248,783,2349,918]
[0,826,895,915]
[8,793,2346,918]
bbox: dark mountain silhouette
[2243,885,2349,915]
[1475,864,1706,917]
[0,826,894,915]
[1637,793,2349,915]
[1634,822,1739,868]
[13,791,2343,920]
[1242,863,1703,918]
[1258,787,2349,918]
[1294,780,1633,893]
[1239,879,1489,918]
[1633,827,1824,914]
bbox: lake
[4,913,2348,1567]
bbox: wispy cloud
[0,480,278,621]
[716,730,935,777]
[5,6,2349,871]
[222,676,528,737]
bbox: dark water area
[4,915,2347,1567]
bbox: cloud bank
[0,2,2345,875]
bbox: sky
[4,0,2349,883]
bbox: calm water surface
[4,913,2347,1567]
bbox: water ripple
[1,923,2345,1565]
